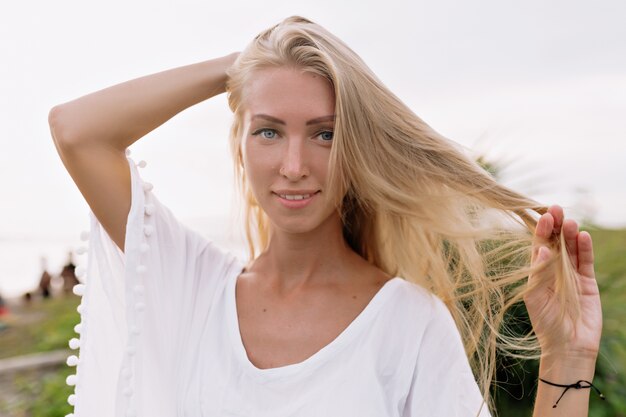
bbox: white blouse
[65,154,491,417]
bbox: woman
[49,16,602,417]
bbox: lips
[272,190,321,208]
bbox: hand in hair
[525,204,602,359]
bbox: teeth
[280,194,311,200]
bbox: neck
[250,212,361,293]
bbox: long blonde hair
[225,16,580,414]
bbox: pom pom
[143,225,153,236]
[76,304,84,314]
[79,231,90,241]
[126,346,136,356]
[123,386,134,397]
[137,160,147,168]
[136,265,147,274]
[133,284,145,294]
[142,182,153,192]
[69,338,81,350]
[72,284,85,297]
[74,323,83,334]
[130,325,140,335]
[134,302,145,312]
[67,394,76,406]
[66,355,79,366]
[66,374,78,386]
[122,367,132,379]
[74,266,86,278]
[139,243,150,253]
[144,203,155,216]
[76,246,88,255]
[125,148,131,156]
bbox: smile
[279,194,312,200]
[273,190,320,208]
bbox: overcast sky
[1,0,624,296]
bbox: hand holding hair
[525,204,603,415]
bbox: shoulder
[388,277,452,323]
[385,277,463,351]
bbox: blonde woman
[49,16,602,417]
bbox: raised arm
[49,53,238,251]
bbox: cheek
[242,141,279,184]
[310,149,331,179]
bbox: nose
[280,138,309,181]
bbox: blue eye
[262,130,277,139]
[319,131,334,141]
[252,128,278,139]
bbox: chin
[270,218,324,235]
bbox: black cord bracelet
[539,378,606,408]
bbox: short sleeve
[402,296,491,417]
[66,155,244,417]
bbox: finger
[548,204,564,236]
[562,219,579,268]
[577,231,595,278]
[528,245,555,295]
[532,213,554,262]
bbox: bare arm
[49,53,238,252]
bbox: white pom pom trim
[74,266,86,278]
[72,284,86,297]
[69,338,81,350]
[66,374,78,386]
[144,204,155,215]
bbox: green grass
[0,296,81,416]
[0,295,81,359]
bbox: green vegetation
[2,367,74,417]
[0,295,80,359]
[0,295,79,416]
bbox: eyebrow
[251,114,335,126]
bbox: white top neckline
[226,274,404,380]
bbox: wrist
[539,353,597,382]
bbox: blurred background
[0,0,624,415]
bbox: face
[240,66,338,235]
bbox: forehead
[242,67,335,121]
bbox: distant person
[59,251,79,294]
[50,16,602,417]
[22,292,32,304]
[38,256,52,299]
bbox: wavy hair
[225,16,580,415]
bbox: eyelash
[251,128,334,142]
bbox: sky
[1,0,625,297]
